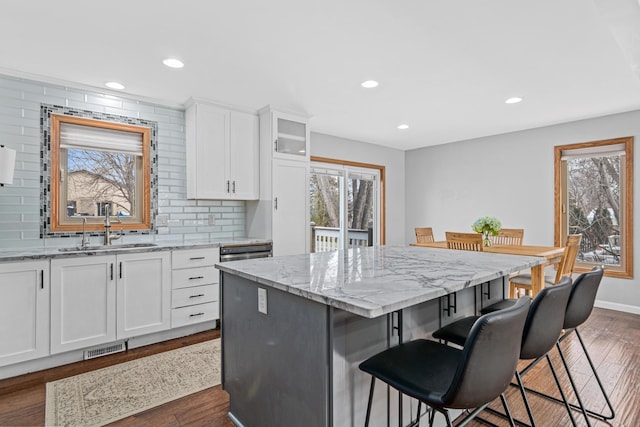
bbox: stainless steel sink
[58,243,158,252]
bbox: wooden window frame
[50,114,152,233]
[554,137,633,278]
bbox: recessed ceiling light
[361,80,379,88]
[505,97,523,104]
[163,58,184,69]
[397,124,409,130]
[105,82,125,90]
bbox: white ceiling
[2,0,640,151]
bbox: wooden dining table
[411,241,565,297]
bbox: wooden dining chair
[445,232,483,251]
[415,227,435,244]
[490,228,524,246]
[510,234,582,298]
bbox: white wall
[405,109,640,313]
[310,132,406,245]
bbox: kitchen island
[216,245,544,427]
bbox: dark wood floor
[0,307,638,426]
[0,329,233,427]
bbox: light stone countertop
[216,245,545,318]
[0,237,270,263]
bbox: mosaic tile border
[40,104,159,239]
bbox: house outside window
[555,137,633,278]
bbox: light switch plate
[258,288,267,314]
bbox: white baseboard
[594,299,640,315]
[0,323,216,380]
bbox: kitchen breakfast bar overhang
[215,245,544,427]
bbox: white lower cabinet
[116,252,171,339]
[51,251,171,354]
[51,255,116,354]
[0,260,49,367]
[171,248,220,328]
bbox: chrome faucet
[103,205,122,245]
[80,217,89,248]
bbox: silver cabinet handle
[189,276,204,280]
[226,180,230,192]
[274,139,278,152]
[189,312,205,317]
[232,181,236,193]
[189,294,205,298]
[189,257,205,260]
[274,197,278,210]
[40,270,44,289]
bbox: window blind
[60,123,143,156]
[311,166,343,177]
[348,171,377,181]
[560,143,626,161]
[311,166,378,182]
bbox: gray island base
[216,245,544,427]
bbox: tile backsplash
[0,74,247,249]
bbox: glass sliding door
[347,171,377,249]
[310,167,344,252]
[310,162,379,253]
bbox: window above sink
[40,105,159,239]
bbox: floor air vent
[84,342,125,360]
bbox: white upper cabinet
[229,110,260,199]
[246,106,311,256]
[268,109,310,160]
[186,100,259,200]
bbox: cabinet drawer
[171,302,219,328]
[172,284,219,308]
[172,266,219,289]
[172,247,219,269]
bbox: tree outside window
[555,137,633,278]
[309,159,383,253]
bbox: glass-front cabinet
[272,110,310,159]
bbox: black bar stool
[359,296,530,427]
[433,276,575,426]
[477,267,609,426]
[517,266,611,426]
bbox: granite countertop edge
[216,266,538,319]
[216,246,546,318]
[0,238,271,262]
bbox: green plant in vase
[472,216,502,247]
